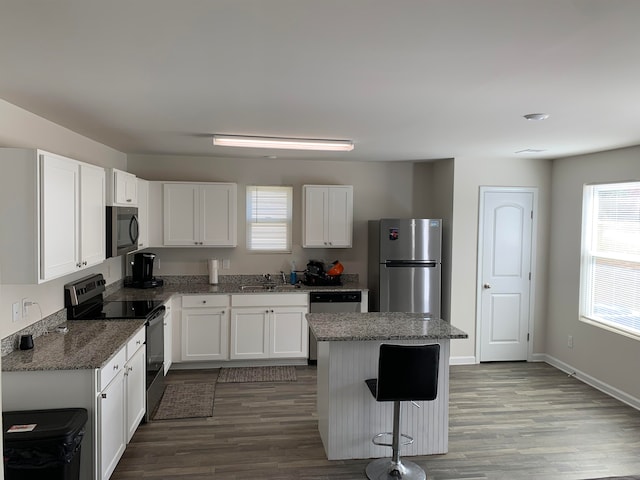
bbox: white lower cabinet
[98,369,126,480]
[181,295,230,361]
[230,294,309,360]
[98,326,146,480]
[163,300,173,374]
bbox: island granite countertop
[306,312,468,341]
[2,319,146,372]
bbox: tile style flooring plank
[111,363,640,480]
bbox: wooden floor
[112,362,640,480]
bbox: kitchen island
[306,312,467,461]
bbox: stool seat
[364,343,440,480]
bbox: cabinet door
[79,163,106,267]
[164,183,199,245]
[326,186,353,247]
[230,308,270,359]
[303,186,328,247]
[182,307,230,361]
[125,345,146,443]
[136,179,149,249]
[200,183,237,246]
[40,153,79,280]
[163,303,173,374]
[114,169,137,206]
[98,371,126,480]
[270,307,309,358]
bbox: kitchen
[2,1,640,479]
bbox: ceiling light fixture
[212,135,354,152]
[523,113,550,121]
[515,148,547,154]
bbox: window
[580,181,640,338]
[246,186,293,252]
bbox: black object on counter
[18,335,33,350]
[3,408,88,480]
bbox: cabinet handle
[83,261,87,266]
[136,340,141,345]
[265,310,269,313]
[270,309,274,313]
[101,393,107,399]
[127,199,132,202]
[113,364,119,370]
[202,300,207,304]
[221,310,225,314]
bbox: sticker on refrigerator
[389,228,399,240]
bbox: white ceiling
[2,0,640,162]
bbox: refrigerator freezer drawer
[379,263,441,317]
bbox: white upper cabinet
[163,182,237,247]
[107,168,138,206]
[302,185,353,248]
[136,178,149,249]
[0,148,105,283]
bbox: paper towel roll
[208,259,219,284]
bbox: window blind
[582,182,640,336]
[246,186,292,252]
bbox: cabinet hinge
[529,272,531,281]
[531,210,533,219]
[527,333,530,342]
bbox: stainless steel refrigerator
[368,218,442,317]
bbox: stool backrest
[376,343,440,402]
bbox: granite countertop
[2,320,146,372]
[106,281,367,302]
[306,312,468,341]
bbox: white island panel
[317,339,450,460]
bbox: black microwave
[106,206,139,258]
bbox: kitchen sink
[239,284,302,292]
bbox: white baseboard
[544,354,640,411]
[450,355,476,365]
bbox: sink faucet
[280,271,287,284]
[263,273,271,282]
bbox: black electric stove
[68,299,164,320]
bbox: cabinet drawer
[126,327,146,360]
[231,293,308,307]
[98,347,127,391]
[182,294,229,308]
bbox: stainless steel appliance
[64,274,164,422]
[106,206,139,258]
[125,252,164,289]
[308,291,362,363]
[368,218,442,316]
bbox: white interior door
[478,188,535,362]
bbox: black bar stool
[364,343,440,480]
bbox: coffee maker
[125,252,164,288]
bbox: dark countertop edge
[313,334,469,342]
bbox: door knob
[483,283,491,289]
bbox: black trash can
[3,408,88,480]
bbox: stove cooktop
[68,300,164,320]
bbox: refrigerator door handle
[384,261,437,267]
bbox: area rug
[152,383,215,420]
[585,477,640,480]
[216,365,297,383]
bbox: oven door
[145,306,165,421]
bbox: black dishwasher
[308,291,362,363]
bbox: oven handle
[146,306,166,326]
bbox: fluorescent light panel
[213,135,354,152]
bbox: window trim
[245,185,293,253]
[579,180,640,341]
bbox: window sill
[579,315,640,342]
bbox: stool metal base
[365,458,426,480]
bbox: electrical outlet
[567,335,573,348]
[222,258,230,269]
[12,302,20,322]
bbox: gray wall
[127,154,417,281]
[546,145,640,401]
